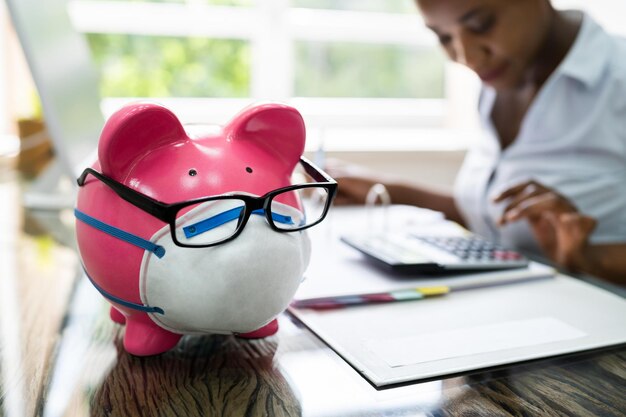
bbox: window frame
[69,0,469,152]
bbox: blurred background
[1,0,625,187]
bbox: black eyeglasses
[77,157,337,248]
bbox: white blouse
[453,14,626,255]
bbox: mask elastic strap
[80,263,165,315]
[183,207,294,239]
[74,208,166,258]
[255,208,294,225]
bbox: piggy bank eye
[189,169,198,176]
[246,167,253,173]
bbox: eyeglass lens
[174,198,247,246]
[271,186,330,231]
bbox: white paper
[290,276,626,386]
[366,317,587,367]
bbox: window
[64,0,626,152]
[69,0,466,151]
[4,0,625,151]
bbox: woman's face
[416,0,553,90]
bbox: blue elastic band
[183,207,293,239]
[74,208,166,258]
[183,206,242,238]
[81,263,165,315]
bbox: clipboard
[290,275,626,387]
[289,206,626,387]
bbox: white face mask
[139,196,311,335]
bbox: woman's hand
[324,159,384,205]
[493,180,626,284]
[492,180,596,267]
[325,158,464,223]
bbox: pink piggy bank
[75,102,336,356]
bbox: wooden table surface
[1,169,625,417]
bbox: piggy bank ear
[225,103,305,169]
[99,102,187,180]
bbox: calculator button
[412,235,525,264]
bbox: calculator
[341,233,529,274]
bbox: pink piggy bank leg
[123,314,182,356]
[237,318,279,339]
[110,306,126,324]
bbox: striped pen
[291,286,450,310]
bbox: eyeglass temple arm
[77,168,170,221]
[299,157,336,184]
[298,157,338,207]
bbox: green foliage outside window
[87,34,444,99]
[93,0,252,5]
[84,1,443,99]
[295,42,444,98]
[86,34,250,97]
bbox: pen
[291,286,450,310]
[291,271,554,310]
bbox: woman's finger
[500,193,573,224]
[492,180,544,202]
[498,186,548,224]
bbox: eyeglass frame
[76,157,337,248]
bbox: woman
[333,0,626,283]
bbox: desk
[1,168,625,417]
